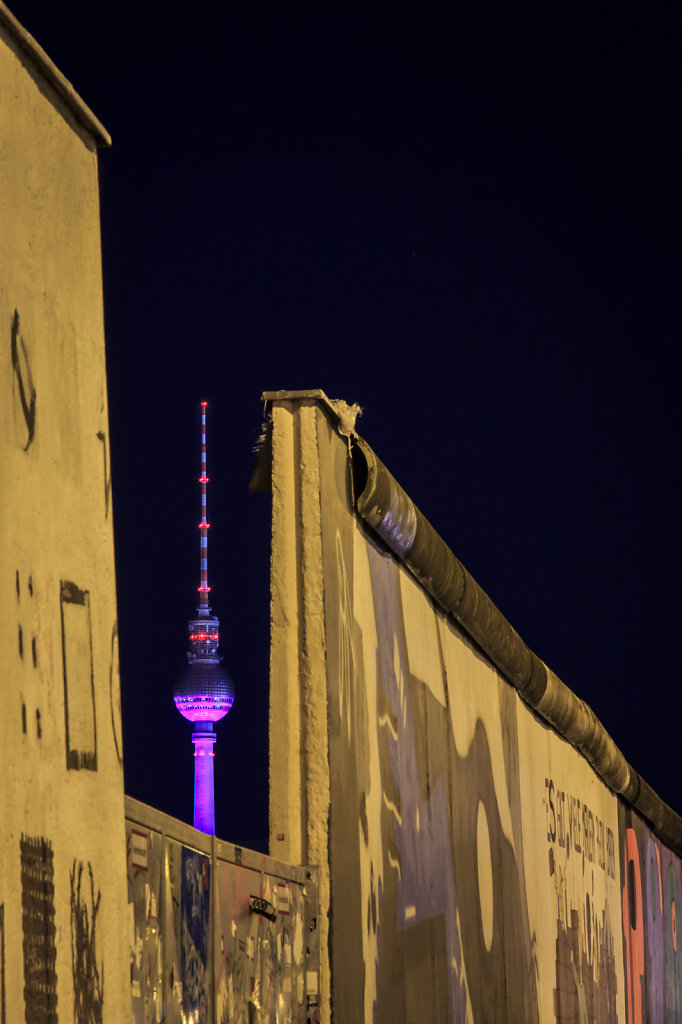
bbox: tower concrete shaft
[192,723,217,833]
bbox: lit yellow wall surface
[0,15,129,1021]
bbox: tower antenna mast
[173,401,235,834]
[198,400,210,616]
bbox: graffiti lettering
[582,804,595,864]
[568,795,582,855]
[545,778,556,842]
[606,828,616,879]
[545,779,615,878]
[556,788,566,848]
[596,816,606,871]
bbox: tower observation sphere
[172,401,234,834]
[174,616,235,723]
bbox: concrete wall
[267,392,682,1024]
[126,796,320,1024]
[0,7,129,1021]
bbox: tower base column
[192,726,217,834]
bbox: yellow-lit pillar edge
[269,401,304,864]
[297,403,331,1024]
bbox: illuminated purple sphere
[173,662,235,723]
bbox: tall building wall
[0,5,130,1020]
[266,390,682,1024]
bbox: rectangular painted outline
[60,579,97,771]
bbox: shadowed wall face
[0,12,129,1021]
[268,396,682,1024]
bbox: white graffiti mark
[378,712,398,741]
[393,636,408,729]
[387,851,402,879]
[336,531,355,746]
[382,792,403,826]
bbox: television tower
[173,401,235,834]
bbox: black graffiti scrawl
[109,621,122,764]
[95,431,111,519]
[20,835,58,1024]
[11,310,36,451]
[70,861,103,1024]
[16,570,43,736]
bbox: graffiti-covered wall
[265,390,682,1024]
[125,797,320,1024]
[619,806,682,1023]
[0,6,130,1020]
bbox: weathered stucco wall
[0,8,129,1021]
[267,391,682,1024]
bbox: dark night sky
[10,3,681,847]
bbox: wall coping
[262,389,682,855]
[0,1,111,146]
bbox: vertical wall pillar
[269,401,304,864]
[268,397,331,1023]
